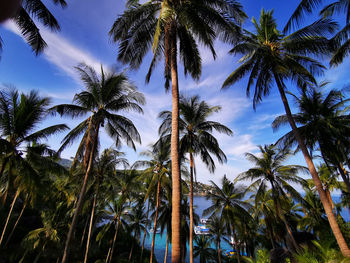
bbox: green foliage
[243,249,270,263]
[293,241,350,263]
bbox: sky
[0,0,349,186]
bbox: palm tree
[248,186,278,249]
[298,187,330,240]
[133,141,171,263]
[204,176,249,263]
[237,144,306,249]
[222,9,350,256]
[49,63,144,263]
[83,148,129,263]
[110,2,246,260]
[272,84,350,193]
[207,215,225,263]
[125,203,148,261]
[0,88,68,247]
[158,95,232,262]
[193,235,216,263]
[157,181,172,263]
[2,0,67,55]
[285,0,350,65]
[101,169,140,263]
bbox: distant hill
[187,181,215,196]
[58,158,73,168]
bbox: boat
[194,225,210,235]
[149,227,161,234]
[200,218,210,224]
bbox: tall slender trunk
[274,74,350,257]
[218,239,222,263]
[169,24,181,263]
[140,201,150,263]
[107,218,120,263]
[164,230,169,263]
[5,194,28,246]
[84,183,99,263]
[80,214,90,247]
[0,190,19,246]
[129,232,135,261]
[270,180,298,250]
[266,219,275,249]
[34,241,47,263]
[189,153,194,263]
[150,179,161,263]
[61,124,99,263]
[232,232,240,263]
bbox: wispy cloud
[248,113,281,131]
[4,21,104,82]
[200,42,231,66]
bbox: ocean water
[143,196,349,263]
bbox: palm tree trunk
[150,179,161,263]
[129,233,135,261]
[164,230,169,263]
[169,23,181,263]
[5,194,28,246]
[140,201,150,263]
[80,214,90,247]
[0,190,19,246]
[84,184,99,263]
[266,220,275,249]
[270,180,298,250]
[218,239,222,263]
[189,153,194,263]
[61,124,99,263]
[233,232,240,263]
[107,218,120,263]
[274,74,350,257]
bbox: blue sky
[0,0,349,185]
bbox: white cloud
[193,157,250,184]
[222,133,257,157]
[4,20,104,82]
[248,113,281,131]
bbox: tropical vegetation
[2,0,350,262]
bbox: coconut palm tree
[49,63,144,263]
[193,235,216,263]
[125,203,148,261]
[204,175,249,263]
[133,141,171,263]
[157,181,172,263]
[285,0,350,65]
[0,88,68,247]
[222,9,350,256]
[298,187,330,240]
[207,215,225,263]
[237,144,306,249]
[248,186,278,249]
[272,84,350,193]
[101,169,140,263]
[158,95,232,262]
[2,0,67,56]
[83,148,129,263]
[110,2,246,260]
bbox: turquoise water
[143,195,349,263]
[143,196,236,263]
